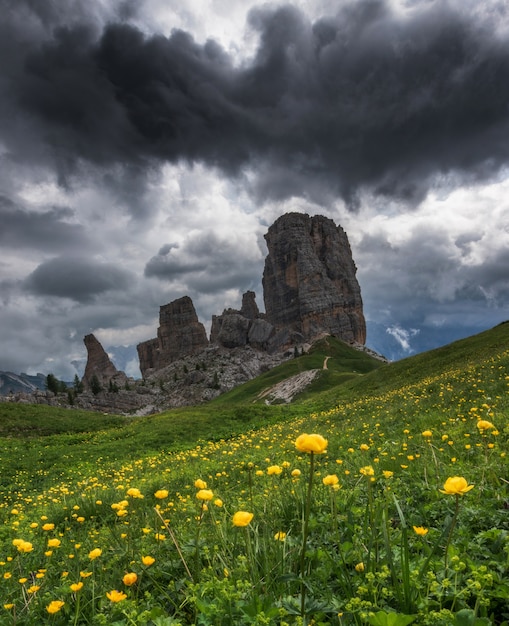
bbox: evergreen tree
[73,374,84,394]
[46,373,59,394]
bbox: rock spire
[262,212,366,345]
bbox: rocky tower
[262,212,366,345]
[82,334,128,390]
[137,296,209,376]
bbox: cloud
[0,195,89,252]
[386,325,420,353]
[2,1,509,208]
[144,229,263,294]
[25,256,132,303]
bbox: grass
[0,324,508,625]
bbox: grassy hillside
[0,324,508,625]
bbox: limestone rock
[262,212,366,348]
[137,296,209,377]
[82,334,128,390]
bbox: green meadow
[0,323,508,625]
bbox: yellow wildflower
[46,600,65,614]
[196,489,214,501]
[154,489,168,500]
[141,555,155,566]
[122,572,138,586]
[194,479,207,489]
[413,526,429,536]
[267,465,283,475]
[440,476,474,496]
[295,433,328,454]
[232,511,254,527]
[106,590,127,603]
[88,548,102,560]
[322,474,340,487]
[126,488,144,499]
[70,582,84,592]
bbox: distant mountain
[0,372,47,396]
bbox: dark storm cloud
[25,256,132,302]
[0,195,88,251]
[3,0,509,207]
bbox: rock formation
[262,212,366,346]
[137,212,365,378]
[82,334,128,390]
[210,291,275,351]
[137,296,209,376]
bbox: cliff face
[137,296,209,376]
[262,213,366,345]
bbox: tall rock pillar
[262,212,366,345]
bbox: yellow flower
[4,604,14,610]
[295,433,328,454]
[154,489,168,500]
[355,562,365,573]
[122,572,138,586]
[194,479,207,489]
[88,548,102,560]
[28,585,40,594]
[16,540,33,553]
[382,470,394,479]
[232,511,254,527]
[70,582,84,592]
[80,571,93,578]
[196,489,214,501]
[141,555,155,566]
[274,531,287,541]
[106,590,127,603]
[413,526,429,536]
[214,498,223,507]
[359,465,375,477]
[439,476,474,496]
[126,487,144,499]
[42,523,55,531]
[47,538,61,548]
[267,465,283,475]
[322,474,340,487]
[477,420,495,432]
[291,469,302,477]
[422,430,433,438]
[360,443,370,451]
[46,600,65,614]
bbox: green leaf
[367,610,417,626]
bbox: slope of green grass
[0,323,508,625]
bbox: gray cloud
[1,1,509,208]
[0,195,89,252]
[145,230,262,294]
[25,256,132,302]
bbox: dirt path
[323,356,331,370]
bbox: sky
[1,0,509,379]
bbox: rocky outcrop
[137,296,209,377]
[210,290,277,351]
[139,213,366,376]
[82,334,128,390]
[263,213,366,348]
